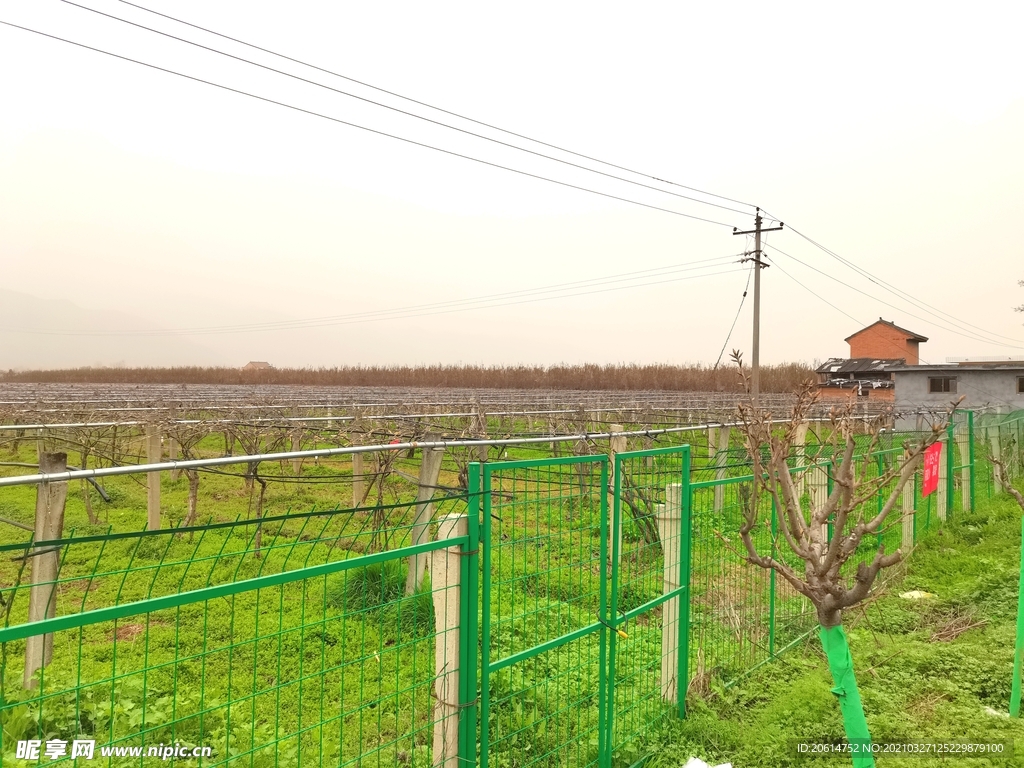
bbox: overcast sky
[1,1,1022,369]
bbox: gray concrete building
[893,361,1024,422]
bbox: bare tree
[733,385,949,762]
[991,452,1024,511]
[164,422,213,529]
[65,417,114,525]
[736,392,944,625]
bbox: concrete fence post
[407,438,446,595]
[167,405,179,482]
[352,452,365,508]
[937,436,948,522]
[901,448,916,549]
[988,426,1004,494]
[168,436,180,482]
[146,424,161,531]
[656,483,683,702]
[430,513,467,768]
[35,428,45,461]
[794,421,810,494]
[807,462,829,561]
[291,430,302,475]
[351,413,365,508]
[24,452,68,689]
[473,406,489,463]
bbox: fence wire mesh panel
[607,446,690,766]
[1,409,994,768]
[0,496,473,768]
[479,456,608,768]
[688,466,788,685]
[979,410,1024,502]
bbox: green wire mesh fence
[479,456,608,768]
[0,496,474,767]
[1,410,1008,767]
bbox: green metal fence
[981,410,1024,718]
[0,497,476,767]
[1,415,996,767]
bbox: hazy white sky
[1,0,1022,368]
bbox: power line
[766,253,1020,395]
[56,0,753,219]
[3,253,742,336]
[764,242,1024,352]
[765,255,863,326]
[3,258,747,337]
[115,0,756,211]
[712,264,753,369]
[0,19,738,230]
[766,217,1024,346]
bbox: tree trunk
[80,447,98,524]
[184,469,200,528]
[253,476,267,559]
[820,625,875,768]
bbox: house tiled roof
[844,318,928,344]
[815,357,905,375]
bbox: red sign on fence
[922,442,942,497]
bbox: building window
[1018,376,1024,394]
[929,377,957,393]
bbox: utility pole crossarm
[731,208,784,410]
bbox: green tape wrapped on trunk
[820,624,875,768]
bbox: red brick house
[846,319,928,364]
[816,319,928,402]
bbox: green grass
[1,434,1018,767]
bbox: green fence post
[769,494,777,657]
[946,421,956,521]
[968,411,976,512]
[459,463,481,767]
[876,453,884,548]
[677,446,692,719]
[826,459,835,543]
[601,456,615,766]
[478,463,492,768]
[913,468,919,546]
[1011,515,1024,718]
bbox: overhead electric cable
[1,254,743,336]
[115,0,755,210]
[764,256,863,326]
[0,19,738,229]
[760,214,1024,345]
[712,264,753,370]
[765,243,1024,351]
[57,0,752,218]
[4,259,746,337]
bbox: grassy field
[0,427,1010,767]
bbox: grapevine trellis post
[24,452,68,689]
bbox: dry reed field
[0,362,815,392]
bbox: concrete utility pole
[734,208,783,409]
